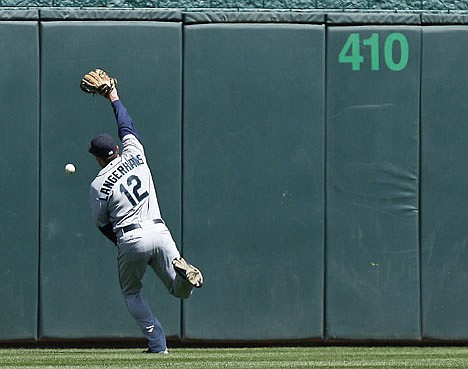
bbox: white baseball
[65,163,76,174]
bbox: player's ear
[95,156,106,168]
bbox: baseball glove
[80,68,117,97]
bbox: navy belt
[121,219,163,233]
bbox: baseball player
[82,69,203,354]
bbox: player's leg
[146,226,202,298]
[123,292,167,353]
[117,236,167,353]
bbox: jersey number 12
[120,175,149,206]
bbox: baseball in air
[65,163,76,174]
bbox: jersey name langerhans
[99,154,144,200]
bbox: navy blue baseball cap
[88,133,117,158]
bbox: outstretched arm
[107,88,141,142]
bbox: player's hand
[107,87,119,102]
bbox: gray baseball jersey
[89,133,161,231]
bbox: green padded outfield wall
[0,13,39,340]
[325,14,421,339]
[39,10,183,339]
[182,12,325,340]
[421,17,468,340]
[4,9,468,343]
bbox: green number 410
[338,32,409,71]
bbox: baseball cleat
[144,349,169,354]
[172,257,203,288]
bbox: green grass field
[1,346,468,369]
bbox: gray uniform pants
[117,221,192,352]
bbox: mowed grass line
[1,346,468,369]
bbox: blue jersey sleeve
[111,100,141,141]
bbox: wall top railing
[1,0,468,12]
[2,7,468,25]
